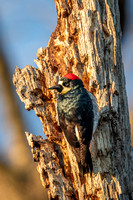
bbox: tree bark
[0,51,48,199]
[13,0,133,199]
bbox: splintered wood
[13,0,133,199]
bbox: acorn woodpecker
[49,74,99,175]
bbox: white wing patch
[87,91,99,134]
[75,125,80,142]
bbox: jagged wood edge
[13,0,133,199]
[13,65,85,199]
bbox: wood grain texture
[13,0,133,199]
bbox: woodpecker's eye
[63,81,70,87]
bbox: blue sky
[0,0,133,158]
[0,0,57,157]
[0,0,57,69]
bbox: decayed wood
[13,0,133,199]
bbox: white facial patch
[58,80,71,94]
[58,80,63,85]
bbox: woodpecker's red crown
[64,73,80,80]
[48,73,82,94]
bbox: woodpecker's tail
[84,148,93,175]
[80,144,93,175]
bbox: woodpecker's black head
[48,74,84,95]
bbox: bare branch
[13,0,133,199]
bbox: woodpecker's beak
[48,84,63,92]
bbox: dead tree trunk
[13,0,133,199]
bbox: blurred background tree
[0,0,132,199]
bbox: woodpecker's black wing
[57,110,80,147]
